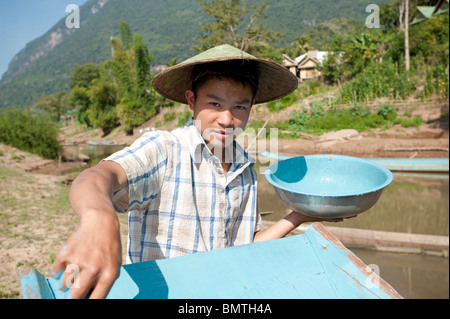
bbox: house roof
[295,51,329,66]
[282,54,296,64]
[434,0,449,15]
[282,54,297,67]
[410,0,449,25]
[418,6,436,19]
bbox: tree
[318,53,343,85]
[32,91,70,121]
[86,79,119,136]
[288,35,313,58]
[167,58,178,67]
[66,62,103,127]
[379,0,402,32]
[343,28,394,78]
[69,63,102,89]
[194,0,283,55]
[68,86,93,126]
[409,12,449,65]
[106,21,157,135]
[119,20,133,51]
[403,0,410,71]
[316,36,346,85]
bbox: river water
[67,144,449,299]
[256,159,449,299]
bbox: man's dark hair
[190,60,259,100]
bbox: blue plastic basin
[264,155,393,218]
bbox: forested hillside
[0,0,388,109]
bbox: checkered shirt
[105,119,262,263]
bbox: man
[52,44,337,299]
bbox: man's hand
[51,211,122,299]
[254,210,356,243]
[51,161,128,299]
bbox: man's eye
[210,102,220,107]
[236,105,248,110]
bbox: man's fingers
[70,267,118,299]
[50,263,65,280]
[51,245,69,276]
[51,266,100,299]
[62,265,119,299]
[58,263,82,292]
[88,270,118,299]
[51,257,120,298]
[49,227,121,299]
[67,267,100,299]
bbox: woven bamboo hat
[151,44,298,105]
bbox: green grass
[268,102,423,138]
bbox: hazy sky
[0,0,89,78]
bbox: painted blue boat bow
[20,223,402,299]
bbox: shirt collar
[184,118,254,168]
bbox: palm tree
[289,35,313,58]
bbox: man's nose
[218,109,234,126]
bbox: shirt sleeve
[104,132,168,213]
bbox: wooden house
[283,50,331,82]
[282,54,298,78]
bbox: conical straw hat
[152,44,298,105]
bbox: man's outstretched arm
[253,211,346,242]
[52,160,128,299]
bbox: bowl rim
[264,154,394,197]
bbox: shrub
[163,112,176,122]
[266,92,298,113]
[377,103,397,121]
[394,116,423,128]
[424,64,449,98]
[0,107,62,159]
[337,60,416,103]
[177,111,192,127]
[280,102,420,136]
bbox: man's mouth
[211,129,234,140]
[217,130,232,138]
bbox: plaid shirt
[105,119,262,263]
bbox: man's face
[185,76,254,156]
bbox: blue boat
[87,140,114,146]
[364,157,449,173]
[260,151,449,173]
[19,223,402,299]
